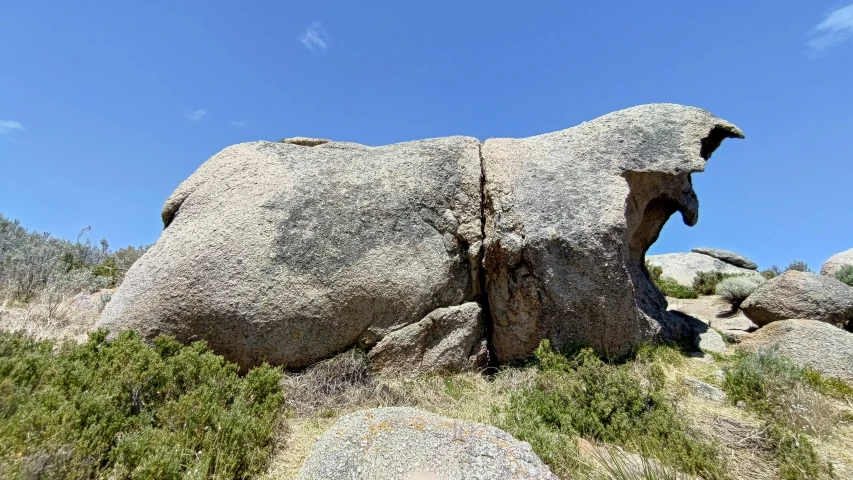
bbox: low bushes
[716,275,765,311]
[722,349,842,479]
[494,341,726,479]
[835,265,853,287]
[0,330,283,480]
[646,263,699,299]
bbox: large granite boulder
[646,253,759,288]
[691,247,757,270]
[99,137,484,369]
[739,319,853,385]
[821,248,853,277]
[295,408,557,480]
[483,104,743,362]
[100,104,744,370]
[741,271,853,328]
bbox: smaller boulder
[739,319,853,385]
[368,302,488,374]
[296,407,557,480]
[647,253,760,288]
[684,377,727,402]
[692,248,758,270]
[741,271,853,328]
[821,248,853,277]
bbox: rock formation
[821,247,853,277]
[739,319,853,385]
[646,252,759,288]
[295,407,558,480]
[99,104,743,369]
[741,271,853,329]
[691,247,758,270]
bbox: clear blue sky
[2,1,851,270]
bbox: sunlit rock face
[99,104,743,370]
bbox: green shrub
[0,330,283,480]
[692,271,743,296]
[715,275,765,310]
[834,264,853,287]
[785,261,811,273]
[722,349,837,479]
[494,341,726,479]
[646,262,698,299]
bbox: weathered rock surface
[295,407,558,480]
[741,271,853,328]
[483,104,743,362]
[368,302,488,373]
[100,103,744,370]
[821,248,853,277]
[739,319,853,385]
[684,377,727,402]
[691,247,757,270]
[647,253,760,288]
[666,295,758,341]
[99,137,483,369]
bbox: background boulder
[821,248,853,277]
[295,407,558,480]
[646,252,759,288]
[741,271,853,328]
[691,247,757,270]
[483,104,743,362]
[739,319,853,385]
[99,137,483,370]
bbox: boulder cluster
[99,103,745,372]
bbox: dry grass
[0,291,108,342]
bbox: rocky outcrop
[100,104,744,370]
[666,295,758,341]
[739,319,853,385]
[483,104,743,362]
[296,408,557,480]
[99,137,483,370]
[691,248,757,270]
[368,302,488,373]
[821,248,853,277]
[646,253,759,288]
[741,271,853,329]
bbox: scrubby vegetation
[693,271,744,296]
[0,330,283,480]
[0,214,148,305]
[494,341,727,479]
[785,261,811,273]
[716,275,765,311]
[835,265,853,287]
[722,349,849,479]
[646,262,698,299]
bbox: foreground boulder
[739,319,853,385]
[691,247,757,270]
[295,407,557,480]
[646,253,759,288]
[741,271,853,328]
[100,137,484,369]
[483,104,743,362]
[100,104,743,369]
[821,248,853,277]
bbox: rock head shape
[98,104,743,369]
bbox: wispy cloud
[186,109,209,121]
[229,120,247,127]
[0,120,25,134]
[808,4,853,51]
[300,22,329,51]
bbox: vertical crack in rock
[477,141,498,369]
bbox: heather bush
[715,275,765,311]
[834,264,853,287]
[0,330,283,479]
[645,262,698,299]
[785,261,811,273]
[692,271,742,296]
